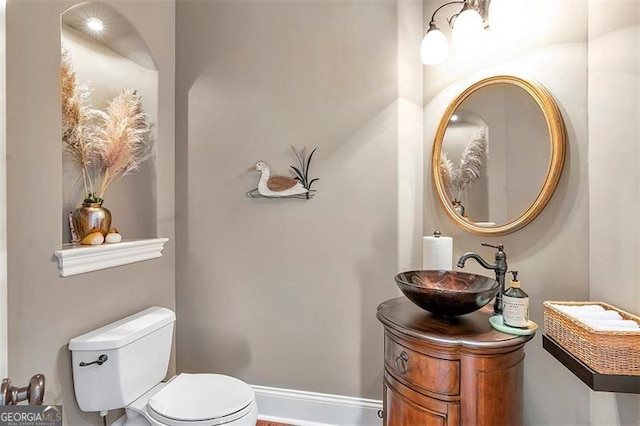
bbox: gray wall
[588,1,640,423]
[423,1,591,425]
[175,0,399,399]
[6,1,175,425]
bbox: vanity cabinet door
[384,373,459,426]
[460,349,525,425]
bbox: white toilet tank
[69,307,176,413]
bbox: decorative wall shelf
[543,334,640,394]
[54,238,169,277]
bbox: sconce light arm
[428,0,465,29]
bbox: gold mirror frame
[432,75,566,236]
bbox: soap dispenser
[502,271,529,328]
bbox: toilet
[68,307,258,426]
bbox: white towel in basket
[553,305,622,320]
[553,304,604,313]
[581,319,640,331]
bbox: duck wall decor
[247,147,319,200]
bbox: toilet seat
[147,374,256,426]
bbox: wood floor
[257,421,293,426]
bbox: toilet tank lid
[68,307,176,351]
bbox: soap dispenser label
[503,295,529,328]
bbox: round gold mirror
[432,75,565,236]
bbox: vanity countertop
[377,297,533,350]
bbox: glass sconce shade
[488,0,508,30]
[421,27,448,65]
[452,7,483,47]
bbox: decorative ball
[106,228,122,244]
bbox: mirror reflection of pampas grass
[440,127,487,202]
[61,46,152,204]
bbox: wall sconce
[421,0,492,65]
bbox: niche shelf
[54,238,169,277]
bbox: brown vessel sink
[394,270,499,316]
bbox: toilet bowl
[124,374,258,426]
[68,307,258,426]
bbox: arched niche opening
[61,2,158,244]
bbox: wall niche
[61,1,158,244]
[57,2,166,277]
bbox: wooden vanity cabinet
[377,297,533,426]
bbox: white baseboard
[252,385,383,426]
[112,385,383,426]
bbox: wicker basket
[544,301,640,375]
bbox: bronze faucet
[457,243,508,314]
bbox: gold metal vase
[452,199,466,217]
[72,202,112,240]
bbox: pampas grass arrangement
[61,47,152,204]
[440,127,487,202]
[93,89,151,199]
[61,46,98,198]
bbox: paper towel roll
[423,234,453,271]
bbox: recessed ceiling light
[86,17,104,33]
[450,114,459,122]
